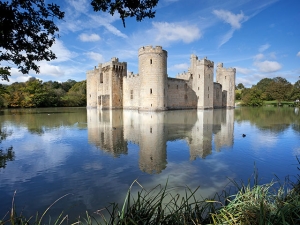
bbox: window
[150,59,152,64]
[198,87,199,90]
[225,76,226,79]
[150,127,152,133]
[208,86,209,91]
[130,90,133,99]
[150,88,152,94]
[208,94,209,98]
[100,73,103,83]
[199,74,200,78]
[185,94,188,100]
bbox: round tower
[138,46,167,111]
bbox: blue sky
[3,0,300,87]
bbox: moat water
[0,107,299,221]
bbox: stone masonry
[86,46,236,110]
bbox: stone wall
[123,73,140,110]
[166,78,197,109]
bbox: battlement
[198,57,214,67]
[138,45,167,57]
[217,63,236,72]
[126,71,139,78]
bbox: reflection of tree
[0,125,15,168]
[0,146,15,168]
[235,107,299,133]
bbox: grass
[1,162,300,225]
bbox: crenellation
[86,46,235,110]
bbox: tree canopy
[91,0,159,27]
[0,0,65,81]
[1,0,159,81]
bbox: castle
[86,46,236,110]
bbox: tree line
[236,77,300,106]
[0,78,86,108]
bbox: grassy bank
[1,165,300,225]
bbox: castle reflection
[87,109,234,174]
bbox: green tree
[0,0,64,81]
[255,78,273,100]
[62,80,86,106]
[237,83,245,90]
[5,82,25,107]
[266,77,292,105]
[290,80,300,101]
[241,88,263,106]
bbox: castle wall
[138,46,167,111]
[166,78,197,109]
[86,66,101,108]
[123,73,140,110]
[213,83,222,108]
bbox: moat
[0,107,299,219]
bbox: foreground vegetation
[1,162,300,225]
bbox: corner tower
[138,46,168,111]
[216,63,236,108]
[190,56,214,109]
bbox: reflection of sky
[0,108,300,221]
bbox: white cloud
[85,52,105,62]
[79,33,101,42]
[254,53,264,61]
[297,51,300,57]
[259,43,270,52]
[152,22,201,45]
[51,40,73,62]
[213,10,248,47]
[38,62,65,77]
[235,67,252,75]
[213,10,247,29]
[218,29,235,48]
[67,0,89,14]
[254,60,282,73]
[172,63,189,70]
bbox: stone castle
[86,46,236,110]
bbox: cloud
[152,22,201,45]
[297,51,300,57]
[235,67,252,75]
[51,40,73,62]
[85,52,105,62]
[38,62,65,77]
[259,43,270,52]
[213,10,247,29]
[79,33,101,42]
[254,53,264,61]
[254,60,282,73]
[172,63,189,70]
[213,10,248,47]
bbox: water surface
[0,107,299,220]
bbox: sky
[2,0,300,87]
